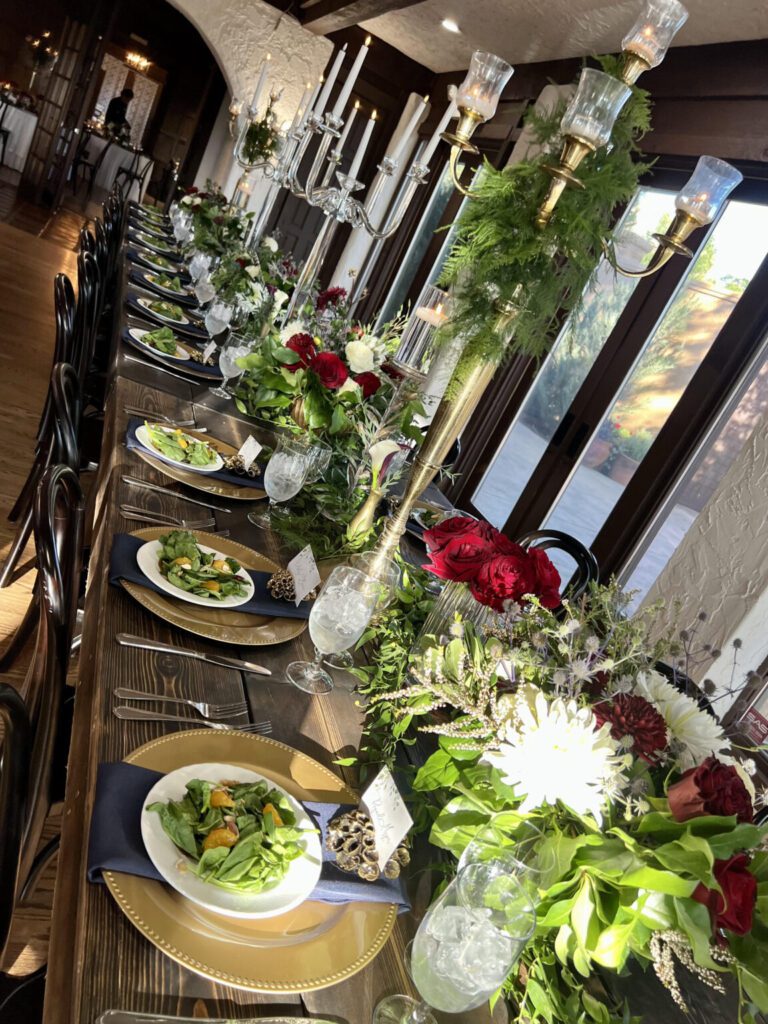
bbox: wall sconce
[609,155,743,277]
[535,69,631,229]
[126,51,151,73]
[619,0,689,85]
[441,50,514,196]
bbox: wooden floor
[0,207,81,982]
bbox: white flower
[180,195,193,206]
[345,339,375,373]
[369,439,401,474]
[244,264,260,280]
[280,320,307,343]
[482,684,630,823]
[191,196,202,207]
[273,289,288,310]
[261,236,278,253]
[635,670,727,770]
[338,378,360,396]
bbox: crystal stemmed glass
[373,861,536,1024]
[287,565,383,695]
[209,333,251,399]
[324,551,400,671]
[194,274,217,308]
[203,299,233,342]
[458,818,555,901]
[303,438,332,484]
[247,435,312,529]
[188,250,212,283]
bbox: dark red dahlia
[353,371,382,398]
[284,332,317,371]
[316,286,347,312]
[593,693,668,763]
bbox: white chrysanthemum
[635,670,727,770]
[345,339,375,373]
[481,685,630,824]
[280,319,307,343]
[261,235,278,253]
[244,264,261,280]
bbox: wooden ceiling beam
[299,0,424,35]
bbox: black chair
[114,149,152,203]
[0,101,10,167]
[0,684,31,962]
[516,529,599,605]
[71,250,101,391]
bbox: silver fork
[113,706,272,733]
[119,505,215,529]
[114,687,248,720]
[123,406,201,429]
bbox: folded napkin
[127,228,180,257]
[126,417,264,487]
[125,291,207,340]
[126,246,189,280]
[128,270,197,307]
[87,761,409,911]
[110,532,311,620]
[122,328,223,380]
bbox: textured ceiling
[361,0,768,73]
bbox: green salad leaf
[148,300,184,321]
[157,528,250,600]
[146,253,173,270]
[147,777,311,893]
[145,423,217,466]
[153,273,183,293]
[142,327,180,355]
[142,233,172,252]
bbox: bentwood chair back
[72,250,101,390]
[516,529,599,605]
[0,684,31,961]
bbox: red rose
[354,372,382,398]
[692,853,757,935]
[235,257,248,269]
[424,533,497,583]
[284,332,317,371]
[528,547,562,609]
[469,552,537,612]
[316,286,347,312]
[594,693,668,763]
[185,186,199,194]
[423,515,482,555]
[668,757,754,824]
[309,351,348,390]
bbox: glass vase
[418,579,497,647]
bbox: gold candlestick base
[535,136,595,229]
[619,51,652,86]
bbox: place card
[361,766,413,870]
[202,340,217,363]
[287,545,321,606]
[238,435,262,472]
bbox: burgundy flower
[213,215,225,225]
[528,548,562,609]
[316,286,347,312]
[284,332,317,371]
[235,257,248,269]
[184,186,199,195]
[668,757,754,824]
[309,351,348,390]
[594,693,668,763]
[423,532,498,583]
[423,516,486,555]
[354,372,381,398]
[469,552,538,612]
[693,854,757,935]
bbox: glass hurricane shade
[674,155,744,224]
[456,51,514,122]
[622,0,689,68]
[392,283,450,378]
[560,68,632,149]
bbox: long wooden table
[43,248,500,1024]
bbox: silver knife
[121,475,232,513]
[116,632,271,676]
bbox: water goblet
[303,438,332,484]
[204,299,233,342]
[324,551,400,671]
[458,818,555,901]
[247,435,311,530]
[194,274,217,308]
[373,860,536,1024]
[287,566,383,695]
[209,333,252,399]
[188,250,212,283]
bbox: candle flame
[306,81,312,89]
[365,35,372,46]
[435,303,443,316]
[266,52,272,60]
[371,109,378,120]
[697,192,709,202]
[642,25,653,37]
[354,99,360,108]
[423,95,429,103]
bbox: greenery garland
[440,56,652,396]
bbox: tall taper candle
[299,79,323,130]
[420,97,458,166]
[250,53,271,114]
[290,81,313,130]
[334,100,360,156]
[386,94,429,166]
[347,109,376,181]
[331,36,371,121]
[314,45,347,120]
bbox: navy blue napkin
[125,291,208,340]
[87,761,409,911]
[109,533,311,620]
[128,270,197,307]
[122,328,223,380]
[126,246,189,280]
[125,418,263,487]
[127,228,180,259]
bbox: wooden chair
[0,684,31,962]
[516,528,599,604]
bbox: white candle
[331,36,371,121]
[314,45,347,120]
[419,98,458,167]
[415,303,448,327]
[334,100,360,156]
[250,53,271,114]
[386,94,429,166]
[347,110,376,182]
[290,81,313,130]
[299,79,323,130]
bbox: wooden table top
[43,249,501,1024]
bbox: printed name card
[238,435,262,472]
[287,545,321,606]
[201,340,217,363]
[361,766,413,870]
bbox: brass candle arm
[441,108,485,198]
[535,135,594,229]
[603,209,702,279]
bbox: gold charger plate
[121,527,306,646]
[104,730,397,991]
[134,426,266,500]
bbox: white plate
[143,271,192,298]
[135,537,255,608]
[136,295,190,327]
[140,762,322,919]
[128,327,191,362]
[134,423,224,472]
[135,231,175,253]
[136,252,183,275]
